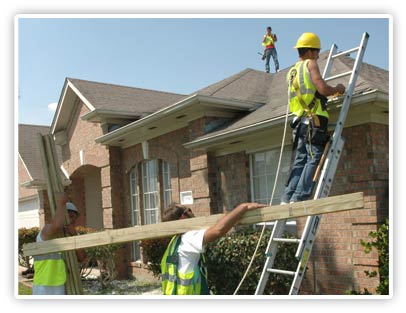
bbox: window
[162,161,172,208]
[250,146,292,205]
[142,160,159,224]
[129,166,141,261]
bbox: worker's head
[66,202,80,222]
[266,26,272,33]
[162,203,195,222]
[294,32,321,58]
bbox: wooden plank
[24,192,364,257]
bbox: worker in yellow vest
[161,202,265,295]
[262,26,279,73]
[32,193,86,295]
[280,32,345,204]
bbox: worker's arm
[308,60,345,96]
[41,193,69,241]
[203,203,265,245]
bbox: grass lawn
[19,283,32,295]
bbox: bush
[140,227,297,295]
[139,237,171,277]
[76,226,122,289]
[18,227,39,267]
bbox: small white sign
[180,191,193,205]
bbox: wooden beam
[24,192,364,257]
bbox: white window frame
[249,146,292,205]
[141,159,160,224]
[129,165,141,261]
[162,160,172,208]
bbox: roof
[193,68,273,104]
[18,124,50,182]
[187,51,389,145]
[67,78,188,115]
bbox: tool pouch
[307,127,330,146]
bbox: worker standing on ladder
[280,32,345,205]
[262,26,279,73]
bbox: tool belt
[305,116,330,146]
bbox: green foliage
[140,227,297,295]
[139,237,171,278]
[349,219,389,295]
[76,226,122,289]
[205,227,296,295]
[18,227,39,267]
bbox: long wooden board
[24,192,364,257]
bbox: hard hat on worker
[66,202,80,215]
[294,32,321,49]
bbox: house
[35,51,389,294]
[18,124,50,229]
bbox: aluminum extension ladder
[255,32,370,295]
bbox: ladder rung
[267,268,296,276]
[332,47,359,58]
[325,70,353,81]
[272,238,301,243]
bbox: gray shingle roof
[190,51,389,139]
[18,124,51,181]
[68,78,188,115]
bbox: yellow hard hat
[294,32,321,49]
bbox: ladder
[255,32,369,295]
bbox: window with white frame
[129,166,141,261]
[142,159,159,224]
[162,161,172,208]
[250,146,292,205]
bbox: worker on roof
[280,32,345,204]
[262,26,280,73]
[161,202,265,295]
[32,193,86,295]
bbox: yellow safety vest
[33,253,67,287]
[287,60,329,119]
[161,235,209,295]
[262,34,275,47]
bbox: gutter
[95,94,260,144]
[184,89,388,150]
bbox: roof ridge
[67,77,187,97]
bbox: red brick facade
[44,95,388,293]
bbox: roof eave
[184,89,389,150]
[95,94,261,146]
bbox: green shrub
[140,227,297,295]
[18,227,39,267]
[205,227,296,295]
[139,237,171,277]
[76,226,122,289]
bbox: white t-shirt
[177,229,207,274]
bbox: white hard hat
[66,202,80,215]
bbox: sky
[17,15,391,127]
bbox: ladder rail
[288,33,369,295]
[255,32,369,296]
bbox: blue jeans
[265,47,279,73]
[281,123,325,203]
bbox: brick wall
[214,151,251,212]
[298,123,389,294]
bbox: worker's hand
[64,224,77,236]
[237,202,266,211]
[55,192,69,207]
[335,84,345,95]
